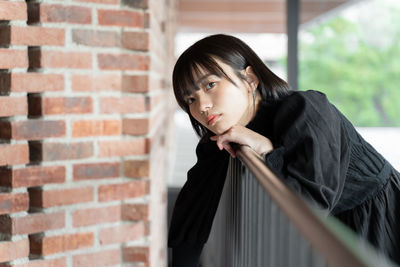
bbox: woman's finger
[222,142,236,158]
[211,128,241,151]
[209,135,218,141]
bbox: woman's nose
[198,96,212,114]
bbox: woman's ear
[245,66,259,90]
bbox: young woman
[168,34,400,267]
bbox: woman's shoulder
[271,89,329,116]
[269,90,342,137]
[282,90,330,105]
[274,89,337,119]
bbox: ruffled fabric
[335,169,400,264]
[332,143,392,214]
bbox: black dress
[168,90,400,266]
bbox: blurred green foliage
[298,1,400,126]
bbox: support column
[286,0,300,90]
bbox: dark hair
[172,34,291,138]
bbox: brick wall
[0,0,176,266]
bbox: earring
[251,84,256,114]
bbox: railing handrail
[236,145,368,267]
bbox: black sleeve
[168,138,230,266]
[172,243,204,267]
[263,90,351,212]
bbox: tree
[298,0,400,126]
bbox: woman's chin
[206,126,222,135]
[208,124,232,135]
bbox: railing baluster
[257,182,262,267]
[244,170,248,266]
[240,166,244,267]
[270,201,277,267]
[202,146,395,267]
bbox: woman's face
[185,60,255,135]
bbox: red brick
[0,2,27,21]
[72,205,121,227]
[98,139,146,157]
[29,96,93,116]
[122,75,149,92]
[0,258,67,267]
[29,50,92,69]
[0,144,29,166]
[74,0,119,4]
[30,142,93,162]
[98,9,143,27]
[123,160,149,178]
[0,165,65,188]
[0,49,28,69]
[73,162,120,180]
[122,118,149,135]
[0,212,65,235]
[0,193,29,215]
[0,239,29,263]
[73,120,121,137]
[72,74,121,92]
[121,203,149,221]
[0,26,64,46]
[28,3,91,24]
[0,96,27,117]
[121,31,149,51]
[99,222,145,245]
[98,181,146,202]
[73,249,121,267]
[0,73,64,93]
[145,122,168,154]
[30,232,94,256]
[72,29,120,47]
[0,120,65,140]
[122,246,149,264]
[121,0,148,9]
[29,187,93,208]
[100,96,146,114]
[98,53,149,71]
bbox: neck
[240,90,262,126]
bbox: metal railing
[202,146,396,267]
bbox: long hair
[172,34,291,138]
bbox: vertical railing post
[202,147,395,267]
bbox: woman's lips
[206,114,221,126]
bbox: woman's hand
[209,125,274,158]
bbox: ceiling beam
[177,0,349,33]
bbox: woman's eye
[187,97,195,104]
[206,82,216,90]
